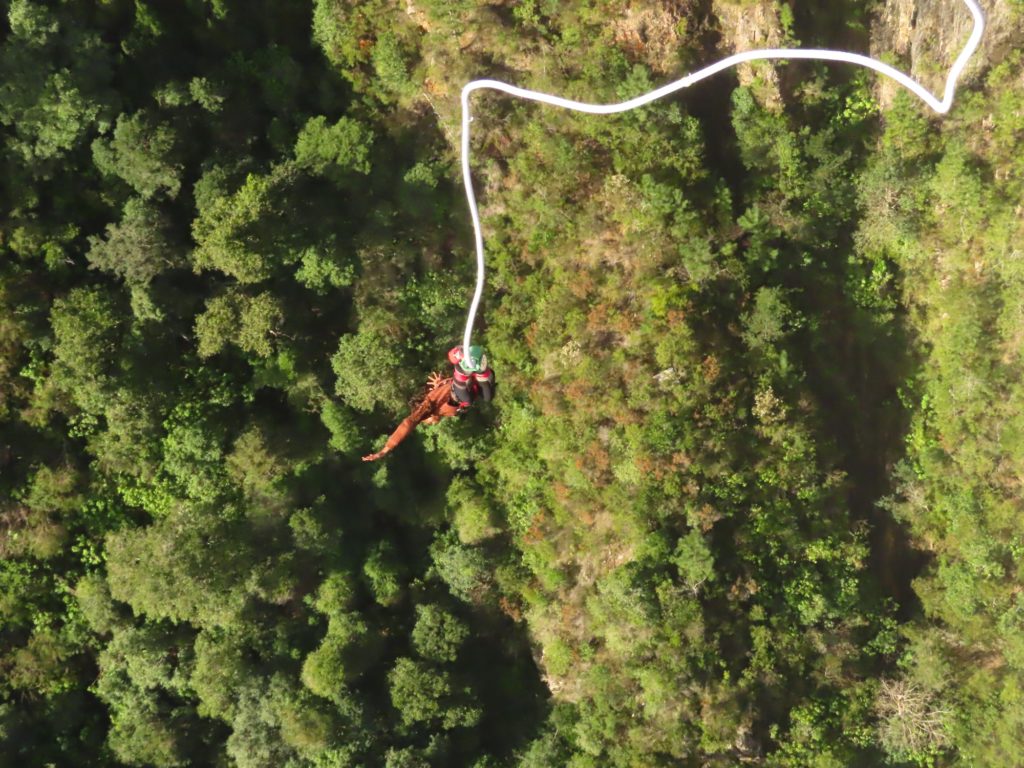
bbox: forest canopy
[1,0,1023,766]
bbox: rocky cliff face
[871,0,1022,107]
[710,0,1018,111]
[712,0,786,109]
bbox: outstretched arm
[362,414,421,462]
[362,396,435,462]
[362,375,454,461]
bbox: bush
[447,476,498,544]
[411,603,469,663]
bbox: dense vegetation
[1,0,1021,766]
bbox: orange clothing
[362,376,460,462]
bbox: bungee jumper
[361,346,495,462]
[449,344,495,407]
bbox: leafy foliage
[1,1,1021,766]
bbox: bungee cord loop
[458,0,986,355]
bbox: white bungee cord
[458,0,985,356]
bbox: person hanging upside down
[449,344,495,408]
[361,346,495,462]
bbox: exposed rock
[733,721,764,761]
[405,0,430,32]
[871,0,1023,108]
[713,0,786,110]
[611,2,688,75]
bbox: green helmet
[459,345,487,374]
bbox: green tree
[387,657,480,729]
[49,286,122,414]
[92,110,183,198]
[104,509,262,627]
[320,400,361,453]
[75,572,123,635]
[3,629,76,696]
[446,476,498,544]
[362,541,404,606]
[411,603,469,663]
[301,612,376,698]
[23,463,81,514]
[672,530,714,595]
[87,198,180,286]
[191,166,295,283]
[332,313,417,414]
[190,629,252,721]
[295,115,374,176]
[224,684,295,768]
[195,290,284,359]
[430,530,489,603]
[94,664,191,768]
[226,426,288,506]
[312,570,356,615]
[742,286,794,354]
